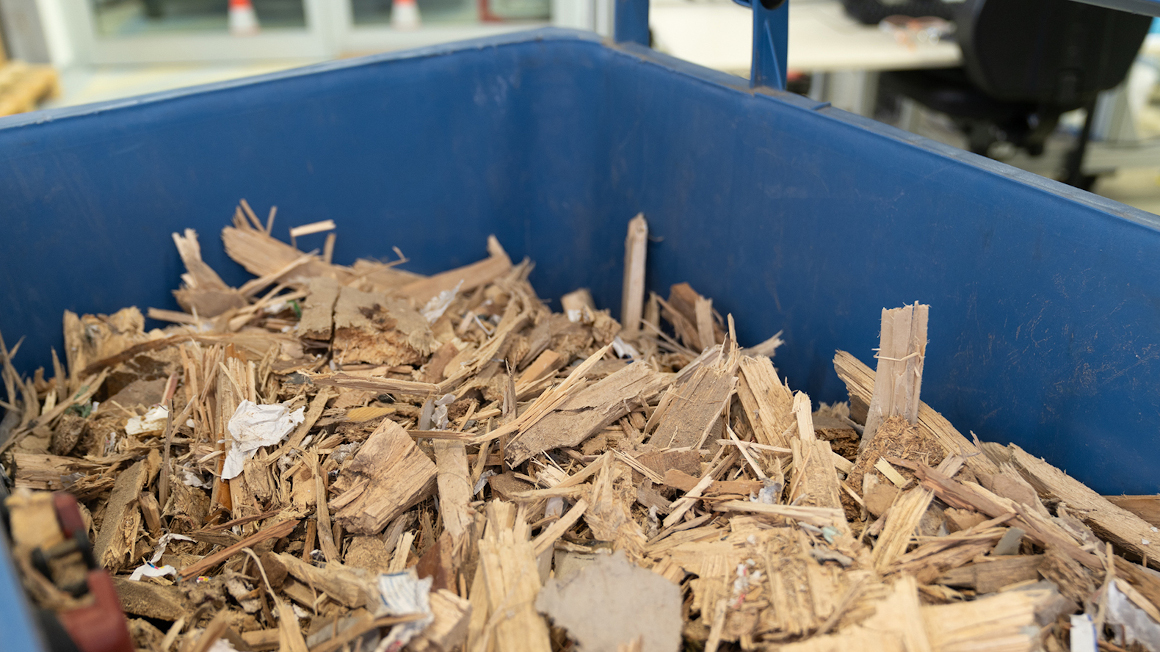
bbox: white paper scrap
[221,400,305,480]
[126,405,169,435]
[422,280,463,323]
[129,563,177,581]
[149,533,195,564]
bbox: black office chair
[877,0,1152,188]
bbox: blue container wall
[2,30,1159,499]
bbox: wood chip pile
[3,203,1160,652]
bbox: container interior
[2,28,1160,494]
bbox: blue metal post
[750,0,789,90]
[615,0,650,46]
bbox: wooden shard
[621,214,648,339]
[297,277,341,341]
[473,503,551,652]
[650,346,738,449]
[736,355,794,449]
[506,361,669,466]
[863,303,928,444]
[329,418,437,535]
[331,286,437,366]
[1009,443,1160,570]
[171,229,247,318]
[93,458,149,571]
[835,351,1000,478]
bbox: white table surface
[649,0,963,75]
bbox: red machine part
[47,492,134,652]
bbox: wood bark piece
[93,458,148,571]
[835,351,1000,478]
[329,418,437,535]
[332,286,437,366]
[1009,444,1160,570]
[650,346,737,449]
[535,550,681,652]
[506,361,668,466]
[620,214,648,339]
[863,303,928,445]
[736,355,794,449]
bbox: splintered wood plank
[863,303,928,445]
[298,277,341,341]
[505,361,669,466]
[516,350,563,387]
[788,394,844,517]
[477,531,551,651]
[736,356,795,449]
[935,555,1043,593]
[397,236,512,304]
[329,418,437,535]
[921,585,1056,651]
[1106,495,1160,528]
[94,457,149,571]
[171,229,247,317]
[834,351,999,478]
[873,455,963,572]
[666,283,722,350]
[777,575,928,652]
[1009,444,1160,570]
[434,439,475,542]
[650,347,737,449]
[332,286,437,366]
[620,214,648,338]
[909,461,1103,571]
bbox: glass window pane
[91,0,307,37]
[350,0,548,26]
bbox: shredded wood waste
[2,203,1160,652]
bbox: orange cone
[229,0,260,36]
[391,0,421,30]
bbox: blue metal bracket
[613,0,788,91]
[614,0,651,47]
[734,0,788,91]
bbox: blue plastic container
[3,9,1160,649]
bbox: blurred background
[3,0,1160,212]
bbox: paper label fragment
[375,571,434,651]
